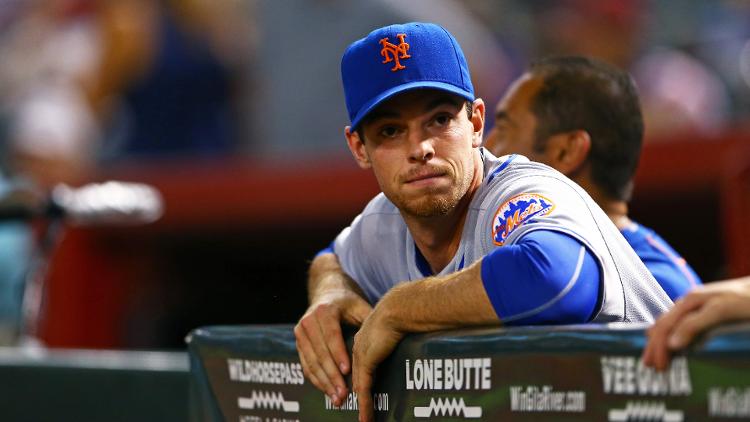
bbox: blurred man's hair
[529,56,643,202]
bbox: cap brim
[350,81,474,129]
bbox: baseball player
[485,56,701,301]
[294,23,672,421]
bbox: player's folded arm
[480,229,602,325]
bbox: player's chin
[400,193,458,217]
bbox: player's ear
[546,130,591,174]
[470,99,485,148]
[345,126,372,169]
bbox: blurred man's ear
[345,126,372,169]
[545,130,591,175]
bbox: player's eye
[379,126,399,138]
[433,113,452,126]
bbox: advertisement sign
[189,323,750,421]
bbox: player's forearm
[375,259,499,333]
[308,252,366,301]
[308,252,371,325]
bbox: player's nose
[407,132,435,163]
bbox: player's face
[485,73,548,161]
[352,90,484,218]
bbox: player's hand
[352,306,404,422]
[642,278,750,370]
[295,292,372,406]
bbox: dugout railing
[188,323,750,421]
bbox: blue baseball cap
[341,22,475,129]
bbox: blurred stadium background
[0,0,748,353]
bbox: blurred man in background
[484,55,702,301]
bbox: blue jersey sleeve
[619,222,701,301]
[480,230,601,325]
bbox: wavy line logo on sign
[238,390,300,413]
[414,397,482,418]
[608,401,683,422]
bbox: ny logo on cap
[379,34,410,72]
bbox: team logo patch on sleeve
[492,193,555,246]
